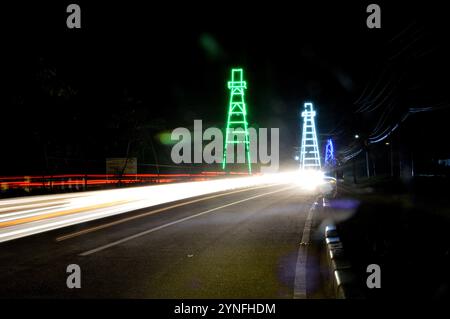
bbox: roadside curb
[323,199,365,299]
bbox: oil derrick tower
[300,102,321,170]
[222,68,252,174]
[324,138,336,167]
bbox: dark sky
[2,1,449,175]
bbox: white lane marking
[293,200,317,299]
[79,186,295,256]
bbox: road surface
[0,183,328,298]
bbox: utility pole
[372,152,377,177]
[390,142,394,177]
[365,150,370,178]
[363,138,370,178]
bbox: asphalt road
[0,184,327,298]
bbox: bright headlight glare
[296,170,325,190]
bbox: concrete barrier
[324,223,364,299]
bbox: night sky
[2,1,450,175]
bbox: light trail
[0,171,241,190]
[0,172,302,243]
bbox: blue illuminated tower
[300,102,321,170]
[324,138,336,167]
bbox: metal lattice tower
[222,68,252,174]
[300,102,321,170]
[324,138,336,167]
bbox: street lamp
[354,134,360,139]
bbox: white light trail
[0,172,301,243]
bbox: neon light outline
[222,68,252,174]
[300,102,321,170]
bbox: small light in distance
[354,134,360,139]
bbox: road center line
[57,183,279,241]
[293,199,318,299]
[79,185,295,256]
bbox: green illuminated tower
[222,68,252,174]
